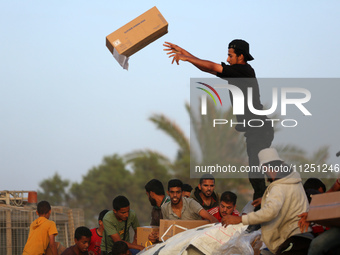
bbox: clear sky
[1,0,339,190]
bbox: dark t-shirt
[216,62,256,78]
[216,63,269,132]
[150,196,170,226]
[190,186,220,210]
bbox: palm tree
[149,113,191,182]
[188,99,248,170]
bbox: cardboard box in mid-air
[106,6,168,57]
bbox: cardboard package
[159,219,209,241]
[307,191,340,227]
[106,6,168,58]
[137,226,159,247]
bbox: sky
[1,0,339,191]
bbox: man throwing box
[164,40,274,208]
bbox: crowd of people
[22,39,340,255]
[22,148,340,255]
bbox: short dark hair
[304,178,326,193]
[168,179,183,191]
[74,226,92,240]
[98,209,109,221]
[145,179,165,195]
[111,241,128,255]
[113,196,130,211]
[233,48,248,62]
[220,191,237,205]
[199,174,215,185]
[182,184,193,192]
[37,201,51,215]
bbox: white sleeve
[242,186,285,225]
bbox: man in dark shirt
[144,179,170,244]
[190,174,220,210]
[164,40,274,209]
[144,179,170,226]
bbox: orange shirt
[23,217,58,255]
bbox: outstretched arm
[163,42,223,75]
[199,209,219,223]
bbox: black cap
[228,39,254,61]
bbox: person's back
[144,179,168,226]
[223,148,311,254]
[257,171,309,252]
[23,200,58,255]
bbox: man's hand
[252,197,262,208]
[163,42,185,55]
[148,231,159,243]
[163,42,190,65]
[221,215,242,227]
[169,53,188,65]
[298,212,310,233]
[163,41,222,74]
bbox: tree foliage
[69,154,132,226]
[37,173,70,206]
